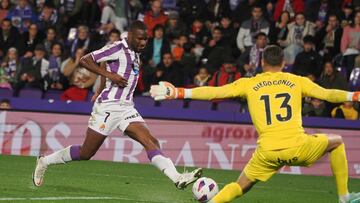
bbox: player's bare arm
[91,62,107,102]
[79,54,128,87]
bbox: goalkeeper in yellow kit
[150,45,360,203]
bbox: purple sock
[146,150,163,161]
[70,145,81,161]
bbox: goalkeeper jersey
[190,72,350,150]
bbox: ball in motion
[192,177,219,202]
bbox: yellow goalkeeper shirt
[189,71,351,150]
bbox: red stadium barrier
[1,111,359,178]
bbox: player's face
[109,33,120,43]
[303,43,313,52]
[220,18,231,28]
[154,28,164,39]
[34,50,45,60]
[256,36,267,48]
[162,54,173,67]
[355,12,360,25]
[280,12,290,23]
[78,28,88,40]
[1,0,9,9]
[8,49,16,60]
[179,36,188,46]
[324,63,334,76]
[0,102,10,109]
[47,29,56,40]
[131,29,148,53]
[1,21,10,31]
[252,8,262,20]
[19,0,27,8]
[295,14,305,26]
[52,44,62,57]
[151,0,161,15]
[212,30,222,41]
[29,24,38,36]
[328,16,338,27]
[311,99,322,108]
[199,68,208,78]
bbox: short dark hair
[152,24,164,36]
[303,35,315,44]
[51,42,63,51]
[328,14,339,20]
[183,42,193,52]
[2,18,11,23]
[262,45,284,66]
[0,98,10,104]
[277,11,290,23]
[252,4,263,10]
[109,29,121,36]
[255,32,267,40]
[129,20,147,32]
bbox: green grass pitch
[1,155,360,203]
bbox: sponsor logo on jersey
[124,113,140,120]
[277,157,298,165]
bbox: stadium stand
[0,0,359,120]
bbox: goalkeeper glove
[150,81,185,101]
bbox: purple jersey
[90,39,140,103]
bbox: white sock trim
[184,89,192,99]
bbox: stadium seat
[18,88,43,99]
[134,96,156,108]
[0,88,13,98]
[188,100,213,111]
[216,101,241,112]
[159,99,184,108]
[283,65,293,73]
[349,68,360,91]
[86,91,94,101]
[336,66,348,80]
[43,90,62,100]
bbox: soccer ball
[192,177,219,202]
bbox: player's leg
[325,134,354,203]
[210,171,256,203]
[210,148,278,203]
[124,122,202,189]
[297,133,358,203]
[33,102,113,187]
[33,128,106,186]
[43,128,106,164]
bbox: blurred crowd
[0,0,360,120]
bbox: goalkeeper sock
[147,150,180,182]
[330,144,349,197]
[211,182,243,203]
[43,145,81,165]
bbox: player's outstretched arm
[150,80,247,101]
[302,77,360,102]
[79,54,127,87]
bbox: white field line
[0,196,182,203]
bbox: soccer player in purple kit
[33,21,202,189]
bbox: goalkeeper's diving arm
[150,81,239,101]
